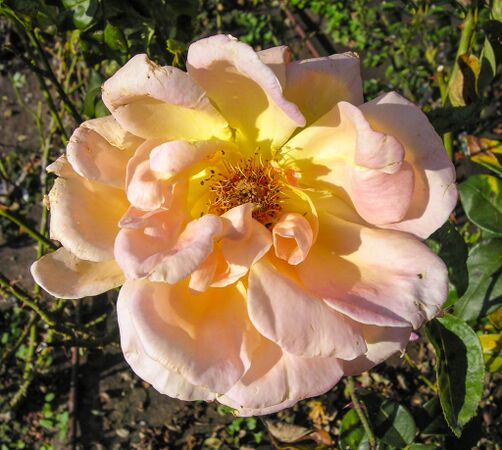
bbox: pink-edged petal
[149,214,223,284]
[284,53,363,124]
[212,204,272,287]
[284,101,415,225]
[102,54,229,141]
[257,45,291,87]
[114,208,183,279]
[126,140,175,210]
[66,124,135,188]
[219,337,343,416]
[31,247,124,299]
[298,207,448,329]
[248,258,366,359]
[359,92,457,238]
[149,139,233,180]
[343,325,412,375]
[187,35,305,147]
[81,115,143,150]
[48,160,128,262]
[117,284,216,401]
[118,279,258,394]
[272,212,313,265]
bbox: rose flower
[31,35,457,415]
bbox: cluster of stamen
[206,154,284,227]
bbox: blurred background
[0,0,501,448]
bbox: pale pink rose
[31,35,457,415]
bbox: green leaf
[62,0,98,29]
[372,399,416,447]
[454,239,502,321]
[478,36,497,92]
[459,175,502,236]
[339,409,370,450]
[426,314,485,437]
[406,444,438,450]
[427,222,468,297]
[104,21,127,52]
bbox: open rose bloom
[31,35,457,415]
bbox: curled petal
[81,115,143,150]
[257,45,291,87]
[284,53,364,124]
[66,124,136,188]
[149,140,234,180]
[248,258,367,359]
[118,279,257,394]
[298,207,448,329]
[126,140,175,210]
[31,248,124,299]
[102,54,229,141]
[284,101,415,225]
[117,284,216,401]
[359,92,457,238]
[343,325,412,375]
[187,35,305,147]
[149,215,223,284]
[219,337,343,416]
[273,212,313,265]
[49,160,128,261]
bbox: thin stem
[10,323,36,407]
[0,206,57,250]
[0,312,36,370]
[30,30,83,124]
[346,376,377,450]
[403,352,437,392]
[435,66,453,159]
[446,4,478,101]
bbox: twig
[9,323,37,407]
[0,312,36,370]
[403,352,438,393]
[68,301,80,449]
[0,206,57,250]
[346,376,377,450]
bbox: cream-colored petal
[118,279,258,394]
[31,248,124,299]
[219,337,343,416]
[272,212,313,265]
[248,257,366,359]
[359,92,457,238]
[66,125,135,188]
[102,54,230,141]
[117,283,216,401]
[81,115,143,150]
[187,35,305,148]
[285,52,364,124]
[342,325,412,375]
[48,161,129,262]
[298,206,448,329]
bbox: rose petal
[31,248,124,299]
[342,325,412,375]
[272,212,313,265]
[219,337,343,416]
[257,45,291,87]
[248,258,367,359]
[118,279,257,393]
[283,101,415,225]
[284,53,363,124]
[187,35,305,147]
[298,207,448,329]
[149,214,223,284]
[117,284,216,400]
[81,115,143,150]
[359,92,457,238]
[102,54,229,141]
[49,161,128,262]
[66,124,136,188]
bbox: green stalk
[347,376,377,450]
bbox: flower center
[207,156,284,227]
